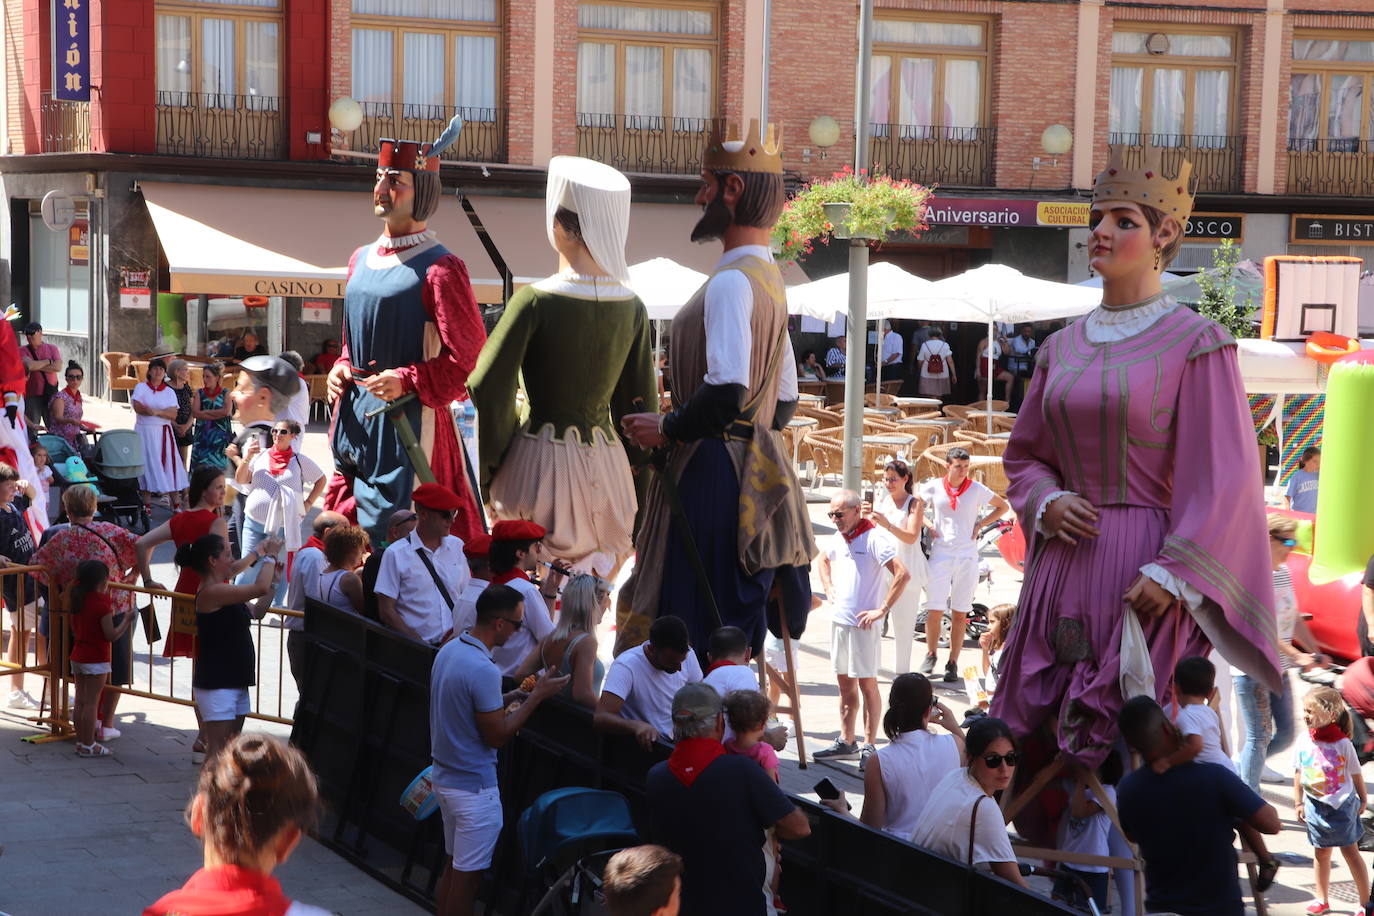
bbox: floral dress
[190,387,232,471]
[172,383,194,447]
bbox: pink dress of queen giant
[989,302,1279,770]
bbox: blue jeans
[236,516,288,605]
[1235,669,1294,791]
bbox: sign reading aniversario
[53,0,90,102]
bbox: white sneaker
[7,689,39,710]
[1261,765,1288,785]
[98,725,121,741]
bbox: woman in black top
[176,532,282,762]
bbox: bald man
[283,510,349,686]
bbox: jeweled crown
[1092,146,1194,222]
[703,119,784,174]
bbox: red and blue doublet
[326,235,485,543]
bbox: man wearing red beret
[487,519,563,675]
[453,533,493,635]
[375,483,470,645]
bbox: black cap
[238,355,299,397]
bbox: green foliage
[1194,239,1255,340]
[772,166,931,262]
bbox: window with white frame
[156,0,281,108]
[1289,36,1374,151]
[1109,30,1236,147]
[351,0,500,120]
[869,16,989,139]
[576,2,717,130]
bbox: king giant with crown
[618,119,816,662]
[326,132,485,544]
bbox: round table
[862,433,916,462]
[797,393,825,405]
[897,416,964,442]
[969,410,1017,419]
[894,396,943,411]
[864,406,901,418]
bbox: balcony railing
[576,114,711,176]
[351,102,507,164]
[869,125,995,187]
[1106,133,1244,194]
[39,92,92,153]
[156,91,284,159]
[1286,138,1374,196]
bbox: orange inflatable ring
[1306,331,1360,364]
[242,295,269,309]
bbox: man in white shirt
[282,510,347,687]
[917,448,1009,682]
[1008,324,1039,410]
[877,320,903,385]
[595,615,703,748]
[452,532,491,637]
[825,336,847,380]
[702,624,788,749]
[277,350,312,432]
[487,519,562,676]
[814,489,909,770]
[376,483,470,645]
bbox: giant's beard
[691,191,733,243]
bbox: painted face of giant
[691,170,735,243]
[374,168,416,223]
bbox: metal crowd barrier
[293,599,1075,916]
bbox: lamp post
[842,0,875,492]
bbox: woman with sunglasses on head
[863,460,929,675]
[234,419,325,604]
[133,358,190,511]
[1231,513,1331,792]
[910,716,1027,887]
[48,360,92,458]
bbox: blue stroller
[517,788,640,916]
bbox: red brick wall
[90,0,155,154]
[4,0,27,154]
[550,0,579,159]
[767,0,856,183]
[17,0,44,155]
[505,0,536,163]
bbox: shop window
[575,2,717,129]
[156,1,281,109]
[351,0,500,119]
[27,204,90,335]
[1109,29,1236,147]
[1289,35,1374,151]
[869,16,989,137]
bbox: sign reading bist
[52,0,90,102]
[1291,215,1374,245]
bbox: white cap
[545,156,632,284]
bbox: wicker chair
[970,456,1010,497]
[942,403,975,421]
[966,399,1010,412]
[968,410,1017,435]
[823,380,847,406]
[915,442,961,482]
[100,352,138,402]
[797,405,843,431]
[804,431,846,486]
[864,393,901,408]
[863,434,917,475]
[901,422,951,453]
[908,410,943,421]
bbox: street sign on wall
[52,0,90,102]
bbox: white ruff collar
[377,230,435,250]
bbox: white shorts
[925,550,979,614]
[195,686,251,722]
[436,784,504,872]
[764,635,788,674]
[831,622,880,679]
[7,601,37,631]
[71,660,111,676]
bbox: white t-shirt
[976,340,1002,376]
[282,544,325,629]
[1058,784,1116,873]
[824,525,897,627]
[601,642,704,736]
[918,477,993,555]
[489,573,555,676]
[910,768,1017,869]
[283,378,310,431]
[703,662,762,743]
[876,729,961,839]
[452,576,489,637]
[1273,566,1299,669]
[1173,703,1234,771]
[243,450,324,526]
[1295,735,1361,809]
[917,340,952,379]
[881,330,904,365]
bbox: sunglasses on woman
[982,752,1021,769]
[1272,536,1297,547]
[271,428,294,437]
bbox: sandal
[1256,858,1280,893]
[75,742,112,758]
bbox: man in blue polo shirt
[430,583,569,916]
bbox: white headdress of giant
[545,155,632,285]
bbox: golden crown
[1092,146,1194,223]
[703,119,784,174]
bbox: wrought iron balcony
[1106,133,1244,194]
[351,102,507,163]
[1286,138,1374,196]
[156,91,284,159]
[39,92,92,153]
[576,114,711,176]
[870,125,995,187]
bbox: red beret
[412,482,463,512]
[491,519,547,542]
[463,533,492,558]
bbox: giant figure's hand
[326,361,353,402]
[363,370,406,402]
[1041,494,1100,546]
[1124,573,1178,619]
[621,412,666,450]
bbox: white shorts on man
[825,525,897,679]
[918,476,994,614]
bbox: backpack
[924,343,944,375]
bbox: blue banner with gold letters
[53,0,90,102]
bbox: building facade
[3,0,1374,391]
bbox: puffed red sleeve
[0,320,26,395]
[394,253,487,407]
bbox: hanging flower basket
[772,166,931,262]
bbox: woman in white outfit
[234,419,325,604]
[132,358,189,509]
[864,459,928,674]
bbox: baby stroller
[517,788,640,916]
[37,433,104,518]
[87,429,151,533]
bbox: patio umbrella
[627,258,709,320]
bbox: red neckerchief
[146,379,167,393]
[267,445,293,477]
[668,737,726,787]
[202,385,222,400]
[943,475,972,511]
[142,864,292,916]
[706,660,738,674]
[492,568,529,585]
[303,535,325,553]
[65,386,82,403]
[841,518,875,543]
[1311,724,1347,743]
